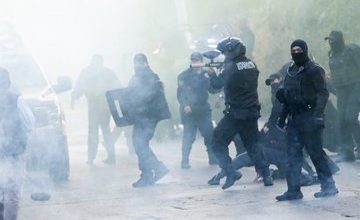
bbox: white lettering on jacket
[236,61,255,71]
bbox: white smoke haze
[0,0,359,219]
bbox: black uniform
[177,67,217,167]
[127,62,171,187]
[208,71,339,186]
[276,40,338,201]
[326,30,360,161]
[210,38,272,190]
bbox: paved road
[18,136,360,220]
[18,103,360,220]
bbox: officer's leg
[208,151,252,186]
[124,126,135,154]
[100,113,116,163]
[87,110,99,163]
[347,85,360,155]
[276,122,304,201]
[142,120,168,182]
[337,90,355,160]
[238,119,271,179]
[301,128,338,197]
[132,122,152,174]
[181,117,197,168]
[345,92,360,160]
[212,115,242,189]
[212,115,238,174]
[132,121,155,187]
[233,135,246,155]
[133,120,161,170]
[198,111,217,165]
[285,123,303,193]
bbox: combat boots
[208,170,226,185]
[154,162,169,182]
[314,184,338,198]
[263,175,274,186]
[276,191,303,201]
[181,159,191,169]
[132,173,154,188]
[222,171,242,190]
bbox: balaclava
[290,39,310,66]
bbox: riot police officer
[275,39,338,201]
[177,52,218,169]
[128,53,170,188]
[208,37,273,190]
[325,30,360,161]
[208,71,339,186]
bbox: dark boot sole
[276,195,303,201]
[314,190,338,198]
[222,173,242,190]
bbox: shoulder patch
[236,61,256,71]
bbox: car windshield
[0,53,48,89]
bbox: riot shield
[106,88,133,127]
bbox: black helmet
[217,37,246,59]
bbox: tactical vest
[283,64,314,113]
[0,92,27,157]
[329,45,360,88]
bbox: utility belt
[223,104,260,120]
[287,103,314,116]
[223,104,244,114]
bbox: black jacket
[127,68,171,122]
[210,56,260,119]
[177,68,215,116]
[279,61,329,118]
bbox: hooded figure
[275,39,338,201]
[290,39,310,66]
[325,31,360,161]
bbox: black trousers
[212,114,270,176]
[286,111,335,192]
[181,110,215,163]
[132,119,163,174]
[337,85,360,159]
